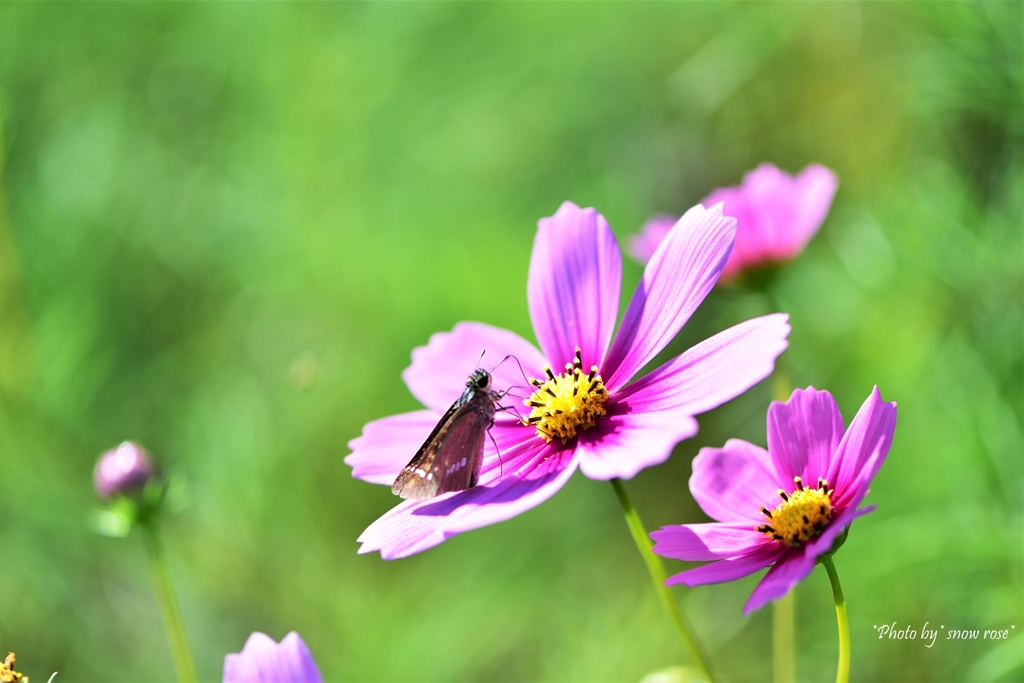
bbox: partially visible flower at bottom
[223,632,322,683]
[652,386,896,614]
[1,652,26,683]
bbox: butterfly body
[392,369,502,500]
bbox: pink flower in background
[94,441,157,499]
[223,631,322,683]
[629,164,838,280]
[346,201,790,559]
[626,214,676,264]
[651,387,896,615]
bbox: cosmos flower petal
[223,631,323,683]
[665,545,783,587]
[528,201,621,370]
[766,387,845,488]
[709,163,839,280]
[575,405,698,481]
[787,164,840,252]
[651,523,768,561]
[814,443,887,547]
[615,314,789,416]
[345,410,446,485]
[403,322,546,413]
[357,434,576,559]
[826,387,897,507]
[743,548,816,614]
[689,439,782,524]
[604,203,736,391]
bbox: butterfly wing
[392,388,496,501]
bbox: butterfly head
[467,368,491,391]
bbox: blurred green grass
[0,2,1020,682]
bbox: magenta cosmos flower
[629,164,838,280]
[223,631,322,683]
[651,387,897,614]
[346,201,791,559]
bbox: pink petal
[744,547,815,614]
[403,322,546,413]
[826,386,897,507]
[703,187,753,281]
[223,631,323,683]
[818,439,887,541]
[665,545,782,587]
[528,201,621,370]
[689,439,782,524]
[709,163,838,280]
[651,522,769,561]
[767,387,845,490]
[357,428,577,559]
[615,314,790,416]
[627,214,677,265]
[575,402,699,481]
[786,164,839,252]
[345,410,444,486]
[603,204,736,391]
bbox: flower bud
[93,441,157,499]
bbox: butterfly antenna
[494,354,530,385]
[475,349,487,370]
[484,354,535,401]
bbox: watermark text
[873,622,1015,648]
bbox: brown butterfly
[392,369,504,500]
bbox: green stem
[822,556,850,683]
[770,352,796,683]
[610,478,717,683]
[141,520,197,683]
[773,591,796,682]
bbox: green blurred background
[0,2,1020,681]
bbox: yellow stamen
[756,476,834,547]
[1,653,26,683]
[523,346,608,443]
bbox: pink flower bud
[94,441,157,499]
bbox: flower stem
[822,556,850,683]
[773,591,796,682]
[141,520,197,683]
[770,354,796,683]
[610,478,717,683]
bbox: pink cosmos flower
[629,164,838,280]
[223,631,322,683]
[651,387,897,614]
[346,201,791,559]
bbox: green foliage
[0,3,1020,681]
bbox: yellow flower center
[523,347,608,443]
[756,477,834,547]
[1,653,25,683]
